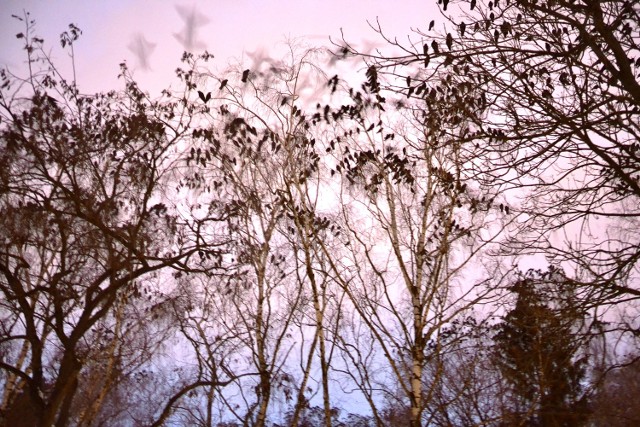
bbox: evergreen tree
[493,269,589,426]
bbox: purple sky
[1,0,437,93]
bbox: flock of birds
[128,5,209,70]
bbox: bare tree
[0,18,225,427]
[150,45,345,426]
[298,61,513,426]
[419,316,508,427]
[341,0,640,305]
[590,354,640,426]
[333,3,640,421]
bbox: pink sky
[1,0,436,93]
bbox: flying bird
[128,33,156,70]
[198,91,211,103]
[174,5,210,51]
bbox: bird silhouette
[128,33,156,70]
[174,5,209,51]
[198,91,211,103]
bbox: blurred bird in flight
[128,33,156,70]
[174,5,209,51]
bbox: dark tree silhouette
[0,17,226,427]
[590,355,640,426]
[493,269,590,426]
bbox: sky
[1,0,437,94]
